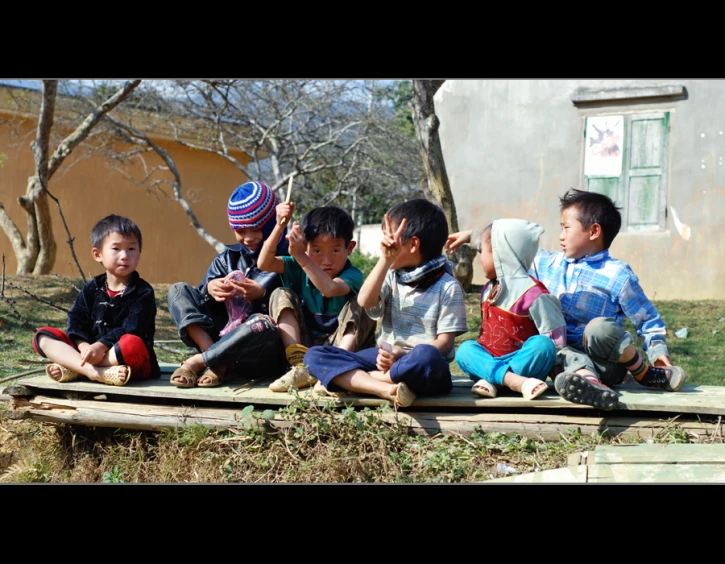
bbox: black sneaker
[554,372,619,411]
[636,365,686,392]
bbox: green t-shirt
[281,256,364,337]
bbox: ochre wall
[0,118,251,286]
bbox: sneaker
[554,372,619,411]
[636,365,686,392]
[268,366,318,392]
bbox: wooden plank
[13,372,725,417]
[593,444,725,465]
[488,462,725,483]
[587,463,725,483]
[3,394,721,441]
[488,466,589,483]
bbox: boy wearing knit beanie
[166,181,289,388]
[258,199,376,392]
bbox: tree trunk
[1,80,141,275]
[411,80,475,291]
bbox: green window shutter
[626,112,669,230]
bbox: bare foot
[198,365,227,386]
[47,364,63,382]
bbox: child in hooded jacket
[451,219,567,399]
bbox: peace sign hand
[380,214,407,262]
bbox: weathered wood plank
[3,394,721,441]
[593,444,725,465]
[12,373,725,416]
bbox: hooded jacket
[475,219,566,357]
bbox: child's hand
[79,342,108,366]
[228,277,265,301]
[286,222,307,258]
[445,230,472,253]
[276,202,294,226]
[380,214,407,262]
[207,278,235,302]
[376,343,405,372]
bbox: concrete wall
[435,79,725,299]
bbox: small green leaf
[261,409,275,420]
[240,405,254,418]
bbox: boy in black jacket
[166,181,288,387]
[32,215,159,386]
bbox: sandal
[99,365,131,386]
[521,378,548,400]
[45,363,79,383]
[384,382,416,408]
[198,368,223,388]
[170,365,198,388]
[472,379,497,398]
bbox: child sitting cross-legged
[303,199,469,407]
[258,201,376,392]
[447,219,567,400]
[32,215,159,386]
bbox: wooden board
[10,367,725,416]
[4,394,722,441]
[490,443,725,483]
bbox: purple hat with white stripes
[227,181,278,239]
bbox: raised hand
[285,222,307,258]
[276,202,294,226]
[380,214,407,262]
[444,230,472,253]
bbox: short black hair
[91,215,143,251]
[559,188,622,249]
[387,199,449,262]
[301,206,354,245]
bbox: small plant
[102,465,125,483]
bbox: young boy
[257,201,376,392]
[533,188,686,409]
[32,215,159,386]
[166,181,288,388]
[303,199,468,407]
[453,220,567,400]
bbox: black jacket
[196,241,288,317]
[66,271,160,378]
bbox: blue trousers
[455,335,556,386]
[304,344,453,396]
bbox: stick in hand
[280,176,294,226]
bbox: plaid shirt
[531,249,669,363]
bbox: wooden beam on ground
[2,394,721,440]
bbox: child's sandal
[472,379,497,398]
[99,365,131,386]
[521,378,548,400]
[45,363,79,383]
[170,366,198,388]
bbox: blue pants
[455,335,556,386]
[304,344,453,396]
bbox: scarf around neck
[396,255,451,288]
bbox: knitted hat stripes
[227,182,278,235]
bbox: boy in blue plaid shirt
[532,189,686,409]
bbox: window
[582,111,670,231]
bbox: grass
[1,274,724,483]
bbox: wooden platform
[488,444,725,483]
[2,363,724,441]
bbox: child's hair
[91,215,143,251]
[301,206,355,246]
[387,199,448,262]
[559,188,622,249]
